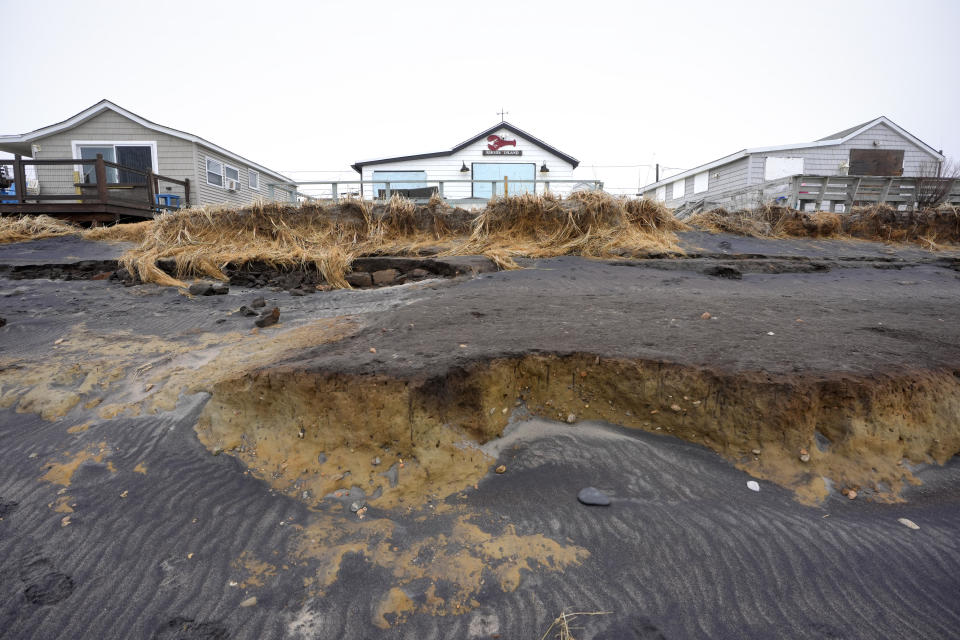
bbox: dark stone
[24,572,74,605]
[408,268,431,279]
[235,306,257,317]
[0,317,5,328]
[372,269,400,286]
[255,307,280,328]
[703,265,742,280]
[289,288,306,297]
[251,297,266,308]
[156,258,177,274]
[577,487,611,506]
[210,283,229,295]
[188,283,214,296]
[345,272,373,288]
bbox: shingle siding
[746,122,939,184]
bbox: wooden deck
[0,154,190,222]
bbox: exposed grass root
[690,203,960,245]
[116,193,684,287]
[540,610,610,640]
[0,215,78,244]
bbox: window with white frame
[672,178,685,200]
[249,169,259,191]
[206,157,224,187]
[694,171,709,194]
[206,156,241,189]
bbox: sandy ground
[1,234,960,639]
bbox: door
[115,146,153,183]
[849,149,904,176]
[472,163,536,198]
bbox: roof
[351,121,579,173]
[0,99,296,185]
[642,116,944,192]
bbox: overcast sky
[2,0,958,193]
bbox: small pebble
[746,481,760,492]
[751,449,761,455]
[494,465,506,474]
[847,490,858,500]
[240,597,257,607]
[577,487,611,506]
[897,518,920,530]
[566,413,576,423]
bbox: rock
[494,464,506,474]
[28,452,37,459]
[799,448,811,463]
[408,268,431,279]
[235,305,257,317]
[251,297,266,308]
[847,489,858,500]
[188,282,213,296]
[700,312,711,320]
[746,480,760,492]
[0,317,5,328]
[751,449,761,455]
[255,307,280,328]
[210,283,229,295]
[289,288,305,297]
[577,487,611,506]
[704,265,742,279]
[239,596,257,607]
[372,457,381,466]
[566,413,576,423]
[317,453,326,464]
[372,269,400,286]
[350,501,364,513]
[345,272,373,288]
[670,404,682,412]
[898,517,920,530]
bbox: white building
[351,122,583,203]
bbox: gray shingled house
[0,100,297,211]
[640,117,949,213]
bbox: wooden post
[491,181,497,197]
[545,181,550,194]
[95,154,108,204]
[789,176,800,209]
[146,169,156,209]
[331,182,338,201]
[385,181,391,199]
[13,154,25,205]
[877,178,893,206]
[438,181,444,198]
[844,177,861,213]
[814,177,829,211]
[504,176,509,197]
[184,178,191,207]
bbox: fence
[286,178,604,204]
[0,154,190,219]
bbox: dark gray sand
[1,235,959,639]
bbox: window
[224,165,239,183]
[74,142,155,184]
[672,179,685,200]
[655,185,666,202]
[694,171,709,194]
[206,157,223,187]
[249,169,259,191]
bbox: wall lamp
[460,162,469,173]
[540,162,549,174]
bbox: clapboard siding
[746,123,940,184]
[359,127,577,200]
[663,157,748,206]
[194,146,296,207]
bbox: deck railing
[0,154,190,218]
[285,178,604,203]
[789,175,960,211]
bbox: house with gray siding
[640,117,946,213]
[0,100,297,208]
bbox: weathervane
[497,108,509,122]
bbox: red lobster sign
[487,134,517,151]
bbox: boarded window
[672,179,685,199]
[764,157,805,181]
[693,171,708,194]
[849,149,904,176]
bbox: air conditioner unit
[226,179,239,191]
